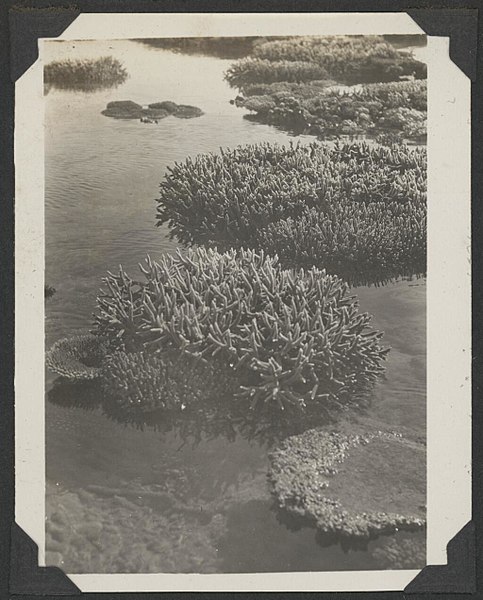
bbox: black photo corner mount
[9,6,80,82]
[408,8,478,81]
[10,523,81,596]
[404,521,476,594]
[9,6,479,83]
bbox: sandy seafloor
[44,39,426,573]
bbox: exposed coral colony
[47,34,427,554]
[156,142,427,286]
[44,56,128,91]
[227,36,427,141]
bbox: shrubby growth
[228,36,426,87]
[156,142,426,285]
[94,247,388,413]
[44,56,128,91]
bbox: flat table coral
[46,334,108,381]
[268,428,426,539]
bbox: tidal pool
[45,39,426,573]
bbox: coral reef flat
[237,80,426,141]
[225,36,427,142]
[44,38,426,573]
[269,428,426,539]
[45,475,241,572]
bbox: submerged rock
[148,101,204,119]
[148,101,178,113]
[101,100,143,119]
[102,100,203,120]
[268,428,426,540]
[44,284,56,299]
[172,104,204,119]
[371,533,426,569]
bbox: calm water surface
[45,40,426,573]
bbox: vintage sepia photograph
[41,30,430,575]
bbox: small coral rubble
[268,428,426,539]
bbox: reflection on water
[47,372,346,449]
[45,39,426,573]
[45,80,127,95]
[134,37,263,59]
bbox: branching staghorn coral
[94,247,388,413]
[46,334,109,381]
[156,141,426,285]
[227,36,426,88]
[101,350,237,414]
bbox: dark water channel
[45,40,426,573]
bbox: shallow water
[45,39,426,573]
